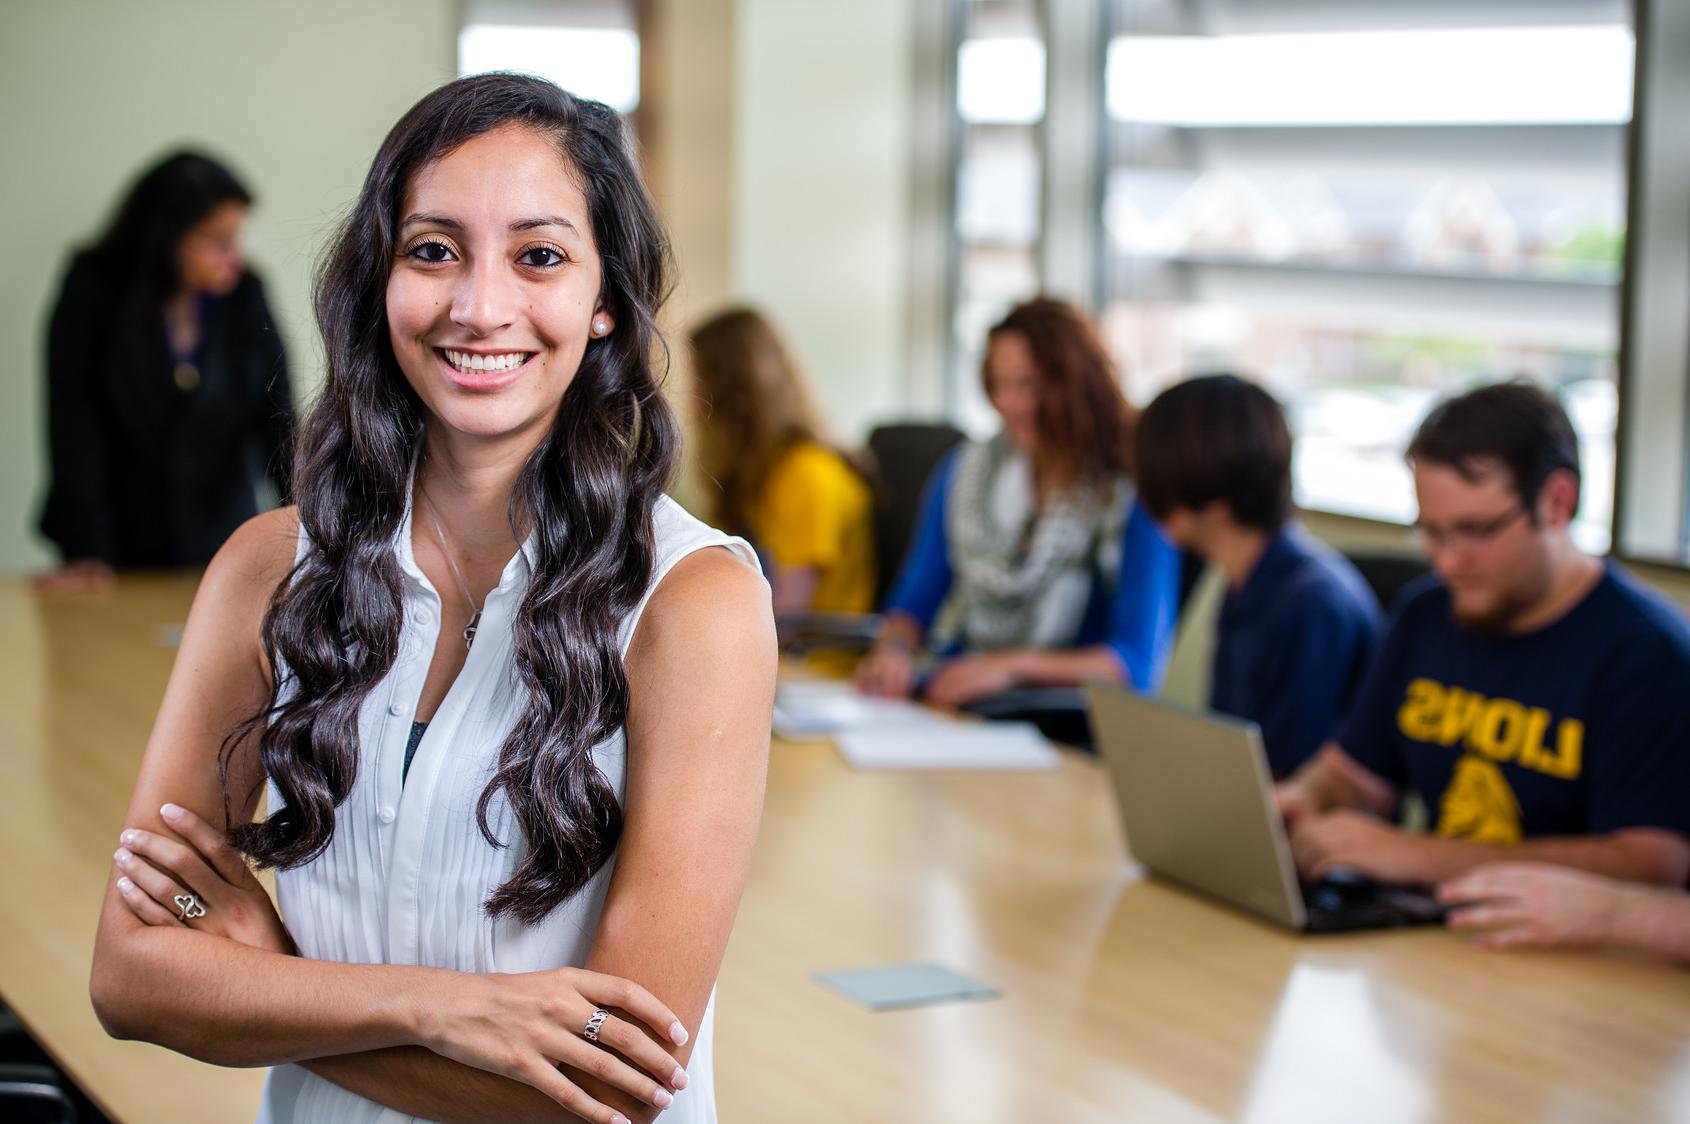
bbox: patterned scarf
[939,435,1131,652]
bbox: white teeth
[443,349,530,373]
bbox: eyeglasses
[1414,505,1529,553]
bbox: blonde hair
[689,307,836,534]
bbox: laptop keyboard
[1302,872,1447,933]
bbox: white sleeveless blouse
[256,494,756,1123]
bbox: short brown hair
[1406,381,1581,517]
[1135,374,1293,531]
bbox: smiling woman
[87,74,775,1124]
[389,157,610,424]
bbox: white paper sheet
[834,723,1060,771]
[771,679,949,740]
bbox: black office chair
[0,1065,76,1124]
[0,1006,84,1124]
[776,420,966,656]
[865,421,967,606]
[1343,549,1431,615]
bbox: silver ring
[582,1008,610,1043]
[173,893,207,921]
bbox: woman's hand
[855,638,917,698]
[115,803,694,1120]
[922,651,1021,709]
[32,559,115,595]
[418,967,693,1120]
[112,802,295,955]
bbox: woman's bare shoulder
[648,546,770,632]
[195,506,303,637]
[215,504,301,582]
[628,545,773,674]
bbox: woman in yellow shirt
[690,308,875,614]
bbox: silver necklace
[417,487,482,650]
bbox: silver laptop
[1084,683,1444,933]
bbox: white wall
[642,0,737,333]
[729,0,914,447]
[0,0,920,572]
[0,0,458,573]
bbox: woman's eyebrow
[510,216,578,234]
[397,213,577,235]
[400,212,461,231]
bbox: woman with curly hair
[857,296,1178,709]
[90,74,774,1124]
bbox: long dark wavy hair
[85,150,253,317]
[221,74,679,923]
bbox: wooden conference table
[1,575,1688,1124]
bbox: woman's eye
[407,240,454,263]
[519,246,566,268]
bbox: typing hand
[1288,809,1421,884]
[1439,863,1631,950]
[1273,780,1318,832]
[111,802,295,955]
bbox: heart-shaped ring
[174,893,207,921]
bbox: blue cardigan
[882,449,1180,692]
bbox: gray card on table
[813,963,1001,1011]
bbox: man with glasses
[1276,382,1690,890]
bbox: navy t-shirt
[1210,526,1383,777]
[1337,562,1690,843]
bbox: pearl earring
[593,319,609,337]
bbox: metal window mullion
[1619,0,1690,561]
[1039,0,1107,312]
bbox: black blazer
[38,253,294,567]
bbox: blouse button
[388,702,404,717]
[377,806,397,825]
[411,608,431,626]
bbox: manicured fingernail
[611,1116,631,1124]
[669,1021,688,1046]
[117,877,134,892]
[120,830,138,846]
[114,848,132,865]
[652,1088,673,1108]
[161,803,183,821]
[672,1066,688,1090]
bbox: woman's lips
[433,347,535,391]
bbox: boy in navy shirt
[1136,375,1382,776]
[1277,383,1690,888]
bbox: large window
[1100,1,1632,550]
[941,1,1637,553]
[459,0,640,115]
[950,0,1046,435]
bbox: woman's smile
[433,346,537,391]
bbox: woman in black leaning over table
[36,150,293,591]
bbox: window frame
[932,0,1657,558]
